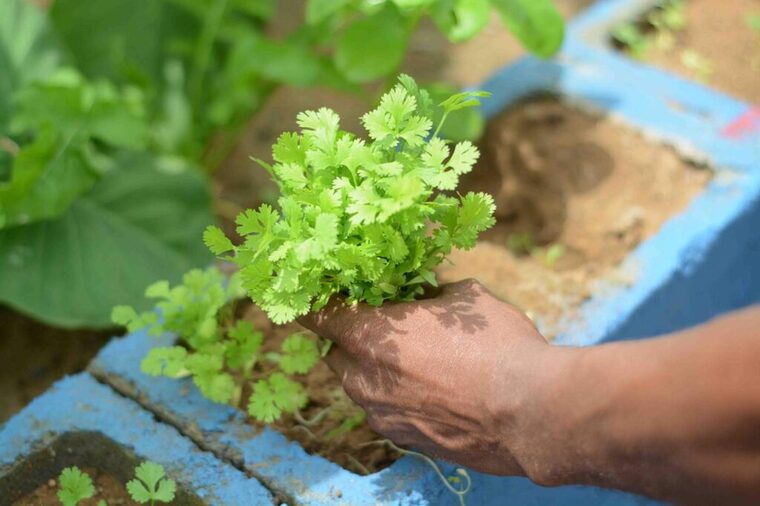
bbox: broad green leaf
[0,154,214,328]
[244,37,322,86]
[491,0,565,58]
[431,0,491,42]
[306,0,350,25]
[335,5,409,83]
[0,130,98,229]
[0,0,61,129]
[49,0,194,86]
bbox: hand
[299,279,551,476]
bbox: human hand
[299,279,553,476]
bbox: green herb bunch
[203,75,496,324]
[112,267,320,423]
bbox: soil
[616,0,760,105]
[438,97,711,337]
[0,307,113,423]
[236,305,399,474]
[15,467,134,506]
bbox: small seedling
[56,462,175,506]
[506,232,536,256]
[57,467,95,506]
[126,461,177,505]
[612,22,649,60]
[112,267,320,423]
[680,49,713,82]
[648,0,685,50]
[532,244,566,268]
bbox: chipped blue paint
[0,374,274,505]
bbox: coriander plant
[203,75,497,324]
[56,461,176,506]
[112,267,321,423]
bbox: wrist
[495,342,614,485]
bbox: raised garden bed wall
[86,50,760,504]
[0,374,274,505]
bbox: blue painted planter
[88,41,760,504]
[0,374,274,505]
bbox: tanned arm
[299,279,760,505]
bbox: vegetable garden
[1,0,759,504]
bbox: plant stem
[190,0,230,114]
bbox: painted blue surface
[82,3,760,504]
[0,374,274,505]
[90,329,661,506]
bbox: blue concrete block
[89,329,660,506]
[0,374,274,505]
[88,48,760,505]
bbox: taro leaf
[491,0,565,58]
[49,0,195,87]
[0,153,214,328]
[0,0,61,130]
[335,5,409,83]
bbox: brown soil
[237,305,399,474]
[0,307,113,423]
[619,0,760,104]
[15,467,134,506]
[438,97,711,337]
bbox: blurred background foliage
[0,0,563,328]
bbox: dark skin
[299,279,760,506]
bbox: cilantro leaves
[206,75,496,324]
[113,267,320,424]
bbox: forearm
[507,306,760,504]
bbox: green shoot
[112,267,320,423]
[680,49,713,82]
[204,75,496,324]
[506,232,536,256]
[612,23,649,59]
[57,467,95,506]
[126,461,176,505]
[532,244,566,268]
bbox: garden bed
[0,374,274,505]
[5,432,195,506]
[440,96,711,337]
[610,0,760,105]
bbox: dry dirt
[438,97,711,337]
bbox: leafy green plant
[203,75,496,324]
[112,267,320,422]
[56,462,175,506]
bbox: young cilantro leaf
[247,373,308,422]
[57,467,95,506]
[126,461,176,504]
[279,334,320,374]
[141,346,188,377]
